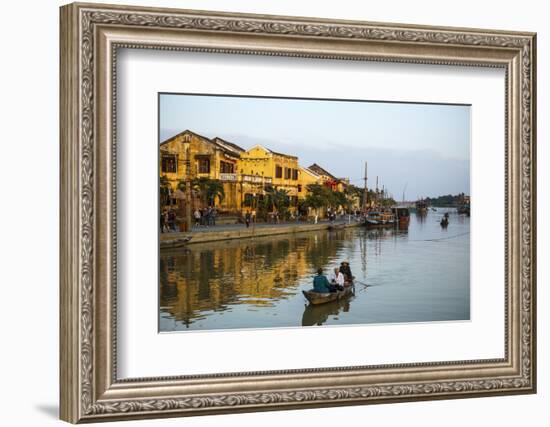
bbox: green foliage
[302,184,328,210]
[264,186,290,217]
[159,175,172,208]
[301,183,361,213]
[378,197,397,207]
[178,177,226,206]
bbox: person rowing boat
[304,265,355,305]
[339,261,353,283]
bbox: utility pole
[184,146,192,232]
[362,161,368,211]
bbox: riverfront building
[159,129,354,215]
[160,130,243,212]
[239,145,300,210]
[307,163,348,193]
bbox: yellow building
[297,166,321,198]
[159,130,244,213]
[159,130,355,216]
[238,145,301,211]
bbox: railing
[242,175,272,184]
[219,173,238,181]
[217,173,276,184]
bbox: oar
[354,280,370,287]
[355,280,382,288]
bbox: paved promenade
[160,218,362,248]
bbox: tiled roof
[307,163,337,179]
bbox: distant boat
[457,205,470,216]
[415,199,428,213]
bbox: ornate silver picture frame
[60,2,536,423]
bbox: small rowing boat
[302,283,354,305]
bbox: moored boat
[302,282,355,305]
[391,207,410,227]
[327,223,345,231]
[363,210,396,228]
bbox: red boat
[392,207,410,227]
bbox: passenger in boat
[313,268,332,293]
[329,267,345,291]
[339,261,353,284]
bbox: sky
[159,93,470,200]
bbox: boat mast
[376,176,379,206]
[362,161,368,211]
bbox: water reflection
[160,208,470,331]
[302,287,355,326]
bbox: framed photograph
[60,2,537,423]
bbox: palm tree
[204,179,225,206]
[188,177,225,207]
[264,186,290,213]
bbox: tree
[301,184,336,216]
[178,177,225,207]
[264,186,290,216]
[201,179,225,206]
[333,190,349,210]
[159,175,172,208]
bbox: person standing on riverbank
[160,211,165,233]
[245,211,251,228]
[194,209,201,227]
[167,209,176,232]
[211,207,217,226]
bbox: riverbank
[160,220,362,249]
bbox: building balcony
[242,175,272,184]
[219,173,238,181]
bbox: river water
[159,208,470,332]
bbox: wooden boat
[159,235,193,249]
[415,199,428,214]
[457,204,470,216]
[391,207,410,227]
[327,223,345,231]
[302,282,354,305]
[363,211,395,228]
